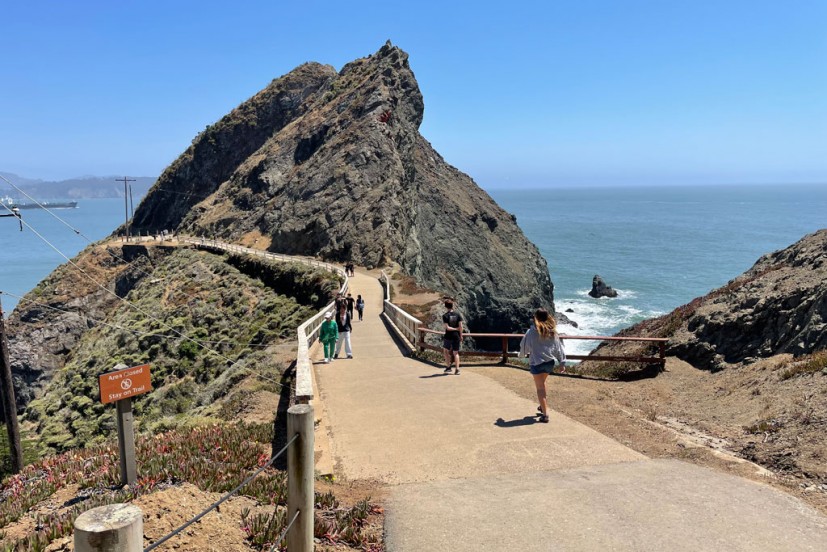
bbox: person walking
[346,293,355,320]
[442,299,463,374]
[356,294,365,321]
[319,311,338,364]
[518,308,566,423]
[334,303,353,359]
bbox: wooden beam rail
[417,328,667,366]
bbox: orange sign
[99,364,152,404]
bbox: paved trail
[314,271,827,551]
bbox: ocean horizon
[2,184,825,359]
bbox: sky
[1,0,825,188]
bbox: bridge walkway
[313,270,827,551]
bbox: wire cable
[1,202,284,387]
[0,174,247,323]
[270,510,301,552]
[143,433,298,552]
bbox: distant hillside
[0,172,156,199]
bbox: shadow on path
[494,416,540,428]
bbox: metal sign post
[99,363,152,486]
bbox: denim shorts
[529,360,556,375]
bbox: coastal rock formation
[587,230,827,372]
[129,42,556,333]
[667,229,827,370]
[588,275,618,298]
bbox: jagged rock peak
[129,43,556,334]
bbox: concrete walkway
[313,271,827,551]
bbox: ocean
[491,183,826,355]
[1,198,126,316]
[2,186,825,358]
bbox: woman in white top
[519,308,566,423]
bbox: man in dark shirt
[442,299,463,375]
[346,293,355,320]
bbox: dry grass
[779,350,827,381]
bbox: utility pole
[116,177,136,241]
[0,297,23,473]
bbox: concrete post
[74,503,143,552]
[287,404,314,552]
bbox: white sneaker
[324,358,330,364]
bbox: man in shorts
[442,299,463,375]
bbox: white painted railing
[175,236,348,403]
[379,271,422,353]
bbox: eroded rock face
[130,42,556,333]
[666,230,827,369]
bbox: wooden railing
[378,271,420,352]
[417,328,667,366]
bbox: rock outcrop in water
[130,41,556,333]
[588,275,617,298]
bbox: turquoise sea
[2,186,826,358]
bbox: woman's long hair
[533,308,557,339]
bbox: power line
[0,175,260,336]
[1,204,284,388]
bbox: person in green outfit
[319,311,338,364]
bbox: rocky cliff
[666,229,827,370]
[130,42,556,333]
[586,230,827,373]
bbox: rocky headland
[129,41,556,333]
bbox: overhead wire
[1,201,285,388]
[0,174,241,321]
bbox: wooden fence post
[287,404,314,552]
[74,503,143,552]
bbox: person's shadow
[494,416,539,427]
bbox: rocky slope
[7,243,339,452]
[130,42,556,333]
[666,229,827,370]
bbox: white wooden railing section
[379,270,423,353]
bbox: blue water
[490,184,827,355]
[2,186,825,358]
[1,198,125,316]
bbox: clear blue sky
[1,0,825,188]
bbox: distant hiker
[442,299,463,375]
[349,262,355,276]
[319,311,338,364]
[335,303,354,359]
[334,292,345,312]
[356,294,365,321]
[518,308,566,423]
[346,293,355,319]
